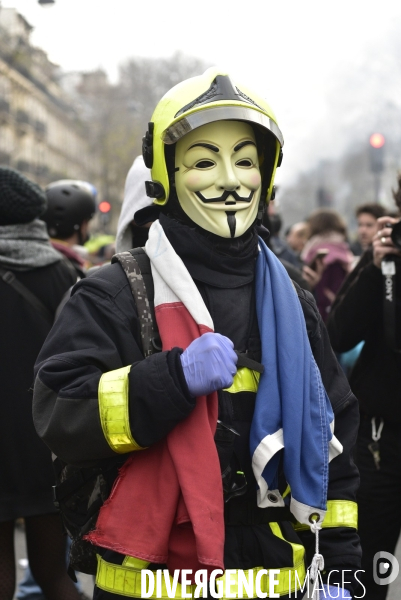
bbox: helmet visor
[162,106,284,147]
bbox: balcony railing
[16,109,30,125]
[0,98,10,125]
[0,98,10,113]
[16,160,31,173]
[34,164,49,177]
[0,151,11,165]
[33,119,47,138]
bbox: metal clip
[217,420,240,436]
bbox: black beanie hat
[0,166,47,226]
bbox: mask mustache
[195,189,254,204]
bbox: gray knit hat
[0,166,47,225]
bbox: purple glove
[322,584,352,598]
[180,332,237,397]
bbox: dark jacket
[349,240,363,257]
[315,262,348,323]
[327,250,401,422]
[33,257,361,591]
[51,240,87,279]
[0,260,77,520]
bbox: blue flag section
[251,238,340,526]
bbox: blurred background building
[0,4,207,232]
[0,6,99,189]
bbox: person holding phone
[327,189,401,599]
[301,209,353,321]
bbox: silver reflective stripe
[163,106,284,147]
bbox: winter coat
[327,250,401,423]
[0,260,77,521]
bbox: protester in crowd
[17,179,97,598]
[85,235,116,266]
[33,69,359,599]
[327,175,401,600]
[349,203,385,256]
[80,157,151,283]
[41,180,97,278]
[17,556,88,600]
[0,167,80,600]
[265,202,303,269]
[115,155,152,253]
[301,208,353,322]
[285,221,309,255]
[336,204,385,377]
[258,210,310,290]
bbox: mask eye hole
[235,159,253,168]
[194,160,215,169]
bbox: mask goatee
[226,211,237,238]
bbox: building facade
[0,6,99,189]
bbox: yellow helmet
[142,67,284,206]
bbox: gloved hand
[180,332,237,397]
[322,584,352,598]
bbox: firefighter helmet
[142,67,283,206]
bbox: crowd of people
[1,67,401,600]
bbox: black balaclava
[130,223,151,249]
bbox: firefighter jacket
[33,218,361,597]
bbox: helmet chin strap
[256,197,266,224]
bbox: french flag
[147,220,215,349]
[87,220,225,581]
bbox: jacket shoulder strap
[0,267,54,326]
[111,249,159,356]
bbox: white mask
[175,120,262,238]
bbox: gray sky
[4,0,401,184]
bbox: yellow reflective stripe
[98,366,145,453]
[96,555,306,598]
[123,556,150,570]
[269,522,305,567]
[96,523,306,600]
[224,367,260,394]
[96,555,197,598]
[268,522,306,596]
[293,500,358,531]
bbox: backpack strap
[111,249,160,357]
[128,248,155,321]
[0,267,54,326]
[128,248,161,352]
